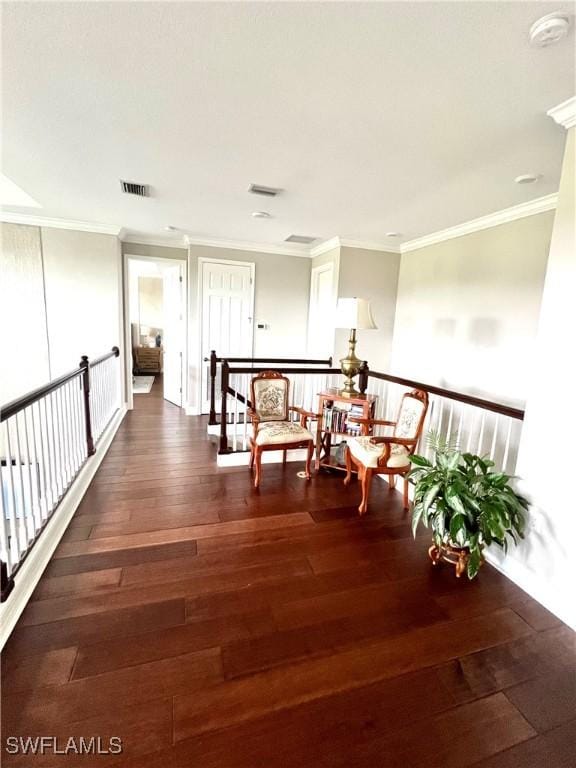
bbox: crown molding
[121,232,188,249]
[547,96,576,130]
[400,193,558,253]
[309,236,341,258]
[0,211,122,236]
[185,234,310,258]
[2,192,558,259]
[339,238,401,255]
[310,235,401,257]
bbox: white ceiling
[2,1,575,252]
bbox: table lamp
[335,297,377,396]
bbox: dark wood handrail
[0,347,120,423]
[367,370,524,421]
[1,368,84,423]
[206,349,334,425]
[227,366,342,375]
[206,354,332,365]
[90,346,120,369]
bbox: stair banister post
[80,355,96,456]
[359,361,369,394]
[219,360,230,454]
[209,350,217,426]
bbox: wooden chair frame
[344,389,429,514]
[248,371,316,489]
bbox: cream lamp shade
[335,298,377,330]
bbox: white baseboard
[484,551,576,630]
[0,405,127,650]
[376,476,575,629]
[217,448,309,468]
[185,404,201,416]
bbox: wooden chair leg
[403,473,410,511]
[249,443,255,470]
[283,449,287,465]
[359,467,373,515]
[388,474,396,491]
[253,447,262,489]
[344,446,353,486]
[304,441,314,480]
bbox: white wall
[138,277,163,330]
[188,245,311,411]
[0,224,50,403]
[391,211,554,406]
[1,225,124,403]
[335,246,400,371]
[41,228,123,378]
[496,128,575,628]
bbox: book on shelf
[322,401,371,436]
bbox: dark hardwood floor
[2,377,575,766]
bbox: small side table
[315,388,377,473]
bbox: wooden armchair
[248,371,316,489]
[344,389,429,514]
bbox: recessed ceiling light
[165,225,179,231]
[514,174,541,185]
[386,232,401,238]
[529,13,571,47]
[251,211,272,219]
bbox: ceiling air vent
[120,180,150,197]
[248,183,281,197]
[285,234,318,244]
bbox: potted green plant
[409,433,528,579]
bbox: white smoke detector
[529,13,571,47]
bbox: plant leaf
[410,454,432,468]
[446,486,467,516]
[423,483,442,514]
[467,547,482,579]
[449,513,467,543]
[411,505,423,538]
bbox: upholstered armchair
[344,389,429,514]
[248,371,316,489]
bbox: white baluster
[476,411,486,456]
[502,418,513,474]
[2,422,21,564]
[490,415,500,463]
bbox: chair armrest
[368,436,417,468]
[290,406,319,419]
[247,408,260,423]
[369,435,416,447]
[289,406,318,428]
[348,417,396,427]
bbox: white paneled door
[163,262,185,407]
[308,262,336,358]
[200,260,254,414]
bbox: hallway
[2,378,575,767]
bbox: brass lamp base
[340,328,362,396]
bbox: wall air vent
[120,180,150,197]
[285,234,318,244]
[248,183,282,197]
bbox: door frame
[197,257,255,415]
[123,253,188,411]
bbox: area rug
[132,376,155,394]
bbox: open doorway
[125,255,187,410]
